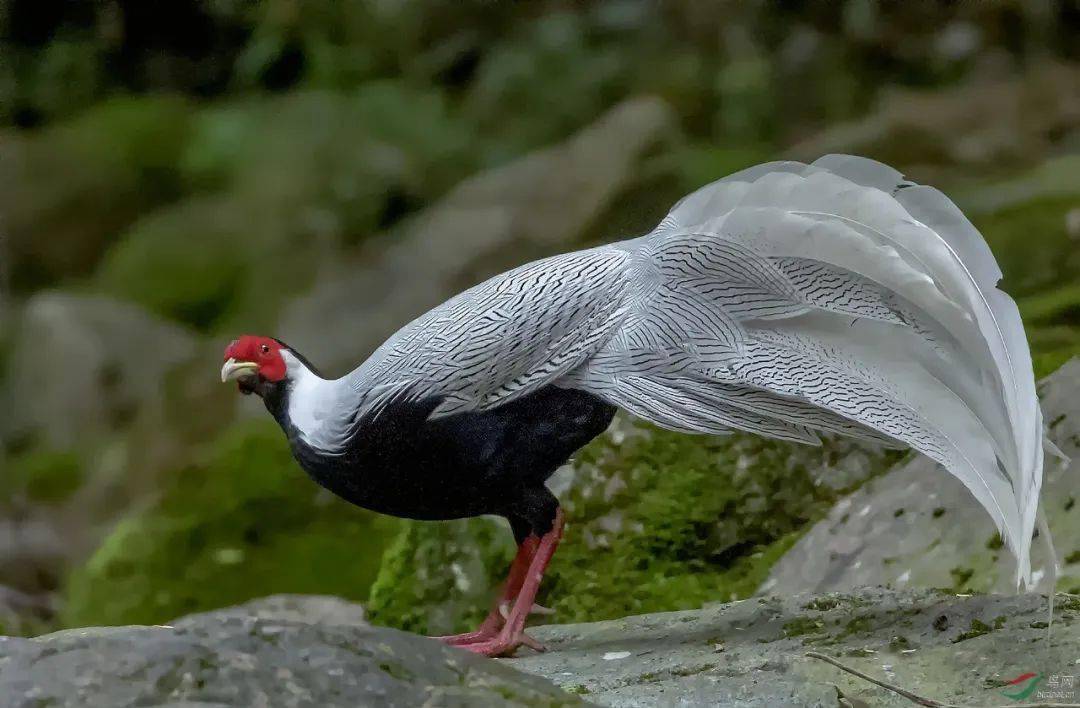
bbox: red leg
[458,508,564,657]
[432,534,539,645]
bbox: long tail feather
[580,154,1048,588]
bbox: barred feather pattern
[304,155,1050,589]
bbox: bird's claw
[519,631,547,652]
[432,629,497,646]
[455,629,546,657]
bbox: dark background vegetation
[1,0,1078,636]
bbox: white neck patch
[281,350,353,454]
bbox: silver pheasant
[223,154,1055,656]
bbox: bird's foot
[432,610,502,646]
[438,509,565,658]
[433,601,554,647]
[433,628,498,646]
[455,627,546,657]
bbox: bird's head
[221,335,289,396]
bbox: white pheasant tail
[338,154,1050,589]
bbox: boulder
[0,596,583,708]
[8,588,1077,707]
[207,594,368,628]
[278,97,676,374]
[762,358,1080,597]
[0,292,198,450]
[508,587,1078,707]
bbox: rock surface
[0,291,198,449]
[762,357,1080,597]
[0,596,582,708]
[508,587,1078,707]
[8,589,1075,707]
[10,587,1080,708]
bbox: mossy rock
[367,417,900,635]
[61,420,398,627]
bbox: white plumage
[306,154,1049,589]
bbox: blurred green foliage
[1,450,84,504]
[2,97,193,291]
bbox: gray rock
[508,587,1078,707]
[0,596,584,708]
[209,594,369,628]
[786,61,1080,171]
[761,358,1080,597]
[0,292,198,449]
[278,97,675,375]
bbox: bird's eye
[260,344,270,354]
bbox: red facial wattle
[222,335,287,385]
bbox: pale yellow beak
[221,358,258,383]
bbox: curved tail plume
[570,155,1050,588]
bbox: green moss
[950,567,975,589]
[953,618,993,643]
[783,616,826,637]
[1058,595,1080,613]
[61,419,398,627]
[975,195,1080,300]
[368,418,899,634]
[367,516,515,635]
[2,449,84,503]
[888,635,912,652]
[1027,326,1080,379]
[838,614,874,639]
[802,597,841,612]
